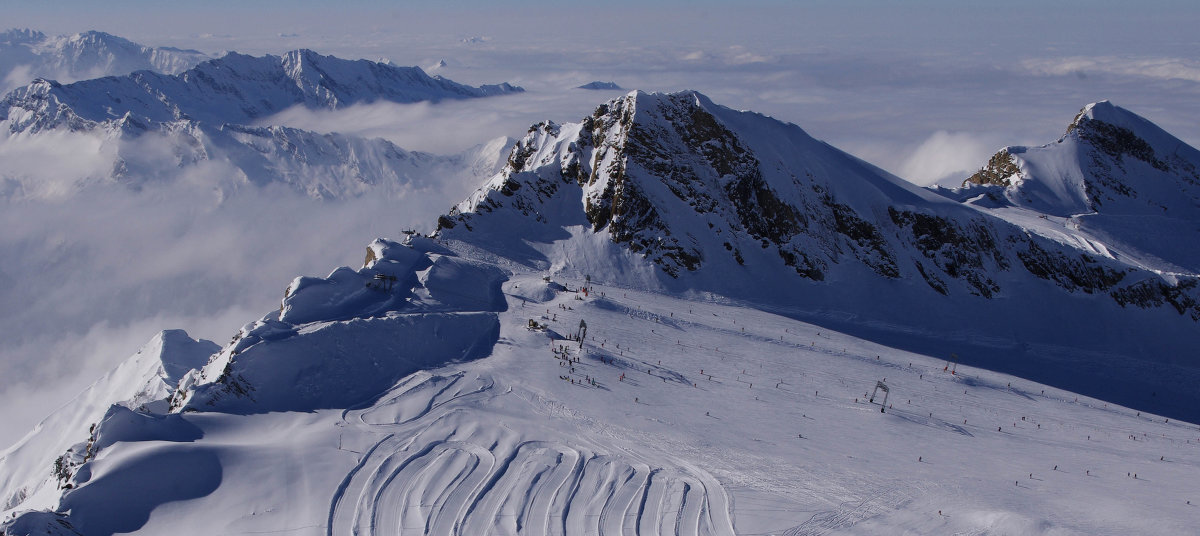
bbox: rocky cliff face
[962,149,1020,188]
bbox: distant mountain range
[577,81,622,90]
[0,46,522,200]
[1,48,523,131]
[0,28,209,93]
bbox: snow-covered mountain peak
[39,31,208,72]
[278,48,375,83]
[273,48,457,109]
[442,89,965,286]
[1064,101,1182,166]
[144,329,218,387]
[51,30,140,54]
[577,80,622,90]
[964,101,1197,202]
[607,89,726,129]
[1070,100,1157,136]
[0,29,210,94]
[281,48,318,69]
[956,101,1200,272]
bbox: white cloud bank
[0,122,496,448]
[256,90,610,156]
[899,131,998,188]
[1023,56,1200,84]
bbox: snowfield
[3,262,1197,535]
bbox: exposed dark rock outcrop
[963,149,1020,187]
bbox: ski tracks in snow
[329,372,735,535]
[782,485,912,536]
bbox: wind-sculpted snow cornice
[168,237,506,415]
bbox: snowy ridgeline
[1,243,1198,534]
[1,47,523,131]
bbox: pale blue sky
[5,1,1199,57]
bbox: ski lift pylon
[870,380,890,412]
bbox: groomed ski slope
[66,269,1199,536]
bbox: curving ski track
[329,373,735,535]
